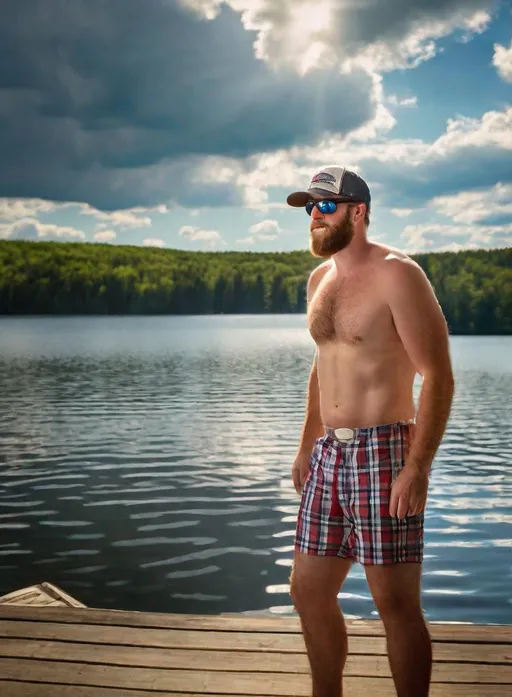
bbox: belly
[316,343,417,428]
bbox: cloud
[0,0,498,212]
[386,96,418,108]
[179,225,226,250]
[0,0,378,210]
[237,218,283,245]
[435,241,481,252]
[181,0,493,72]
[401,222,512,252]
[0,218,86,241]
[79,206,153,230]
[249,219,282,238]
[94,230,117,242]
[142,238,165,248]
[243,104,512,210]
[493,40,512,82]
[0,199,61,219]
[391,208,415,217]
[430,183,512,225]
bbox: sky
[0,0,511,254]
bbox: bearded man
[286,166,455,697]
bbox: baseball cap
[286,166,371,209]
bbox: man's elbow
[422,366,455,396]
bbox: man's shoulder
[372,243,425,279]
[307,261,331,302]
[372,242,417,266]
[308,260,332,284]
[373,245,434,300]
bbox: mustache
[310,221,328,230]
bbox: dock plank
[0,584,86,609]
[0,686,260,697]
[1,659,511,696]
[1,604,511,642]
[1,619,510,663]
[0,682,510,697]
[0,638,511,683]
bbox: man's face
[308,202,354,258]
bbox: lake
[0,315,510,624]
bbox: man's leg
[290,552,352,697]
[365,562,432,697]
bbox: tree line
[0,240,510,334]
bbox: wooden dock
[0,582,86,609]
[0,585,511,696]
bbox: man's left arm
[384,257,455,517]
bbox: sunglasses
[305,199,350,216]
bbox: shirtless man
[286,167,455,697]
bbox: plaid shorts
[295,420,424,565]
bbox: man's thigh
[364,562,423,616]
[291,552,352,603]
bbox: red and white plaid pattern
[295,421,424,564]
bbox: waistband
[324,419,415,442]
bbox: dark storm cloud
[0,0,374,209]
[332,0,493,46]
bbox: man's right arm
[292,263,330,493]
[297,352,324,457]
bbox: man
[286,166,455,697]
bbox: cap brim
[286,188,355,207]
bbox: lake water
[0,316,511,625]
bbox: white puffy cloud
[142,238,166,248]
[179,225,226,250]
[236,218,284,246]
[180,0,493,73]
[249,219,282,238]
[80,206,153,230]
[401,222,512,252]
[0,199,61,219]
[435,241,481,252]
[391,208,415,217]
[0,218,86,241]
[236,218,283,245]
[493,41,512,82]
[430,183,512,224]
[93,230,117,243]
[431,108,512,154]
[386,96,418,108]
[0,198,162,233]
[239,105,512,209]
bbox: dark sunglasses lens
[318,201,337,214]
[305,200,337,216]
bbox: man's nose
[310,204,323,219]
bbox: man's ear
[353,203,364,222]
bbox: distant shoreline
[0,313,510,337]
[1,240,510,335]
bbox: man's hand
[292,451,312,496]
[390,465,430,519]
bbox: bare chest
[308,278,391,346]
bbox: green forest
[0,240,510,334]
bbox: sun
[286,1,334,74]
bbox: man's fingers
[397,495,409,519]
[389,490,398,518]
